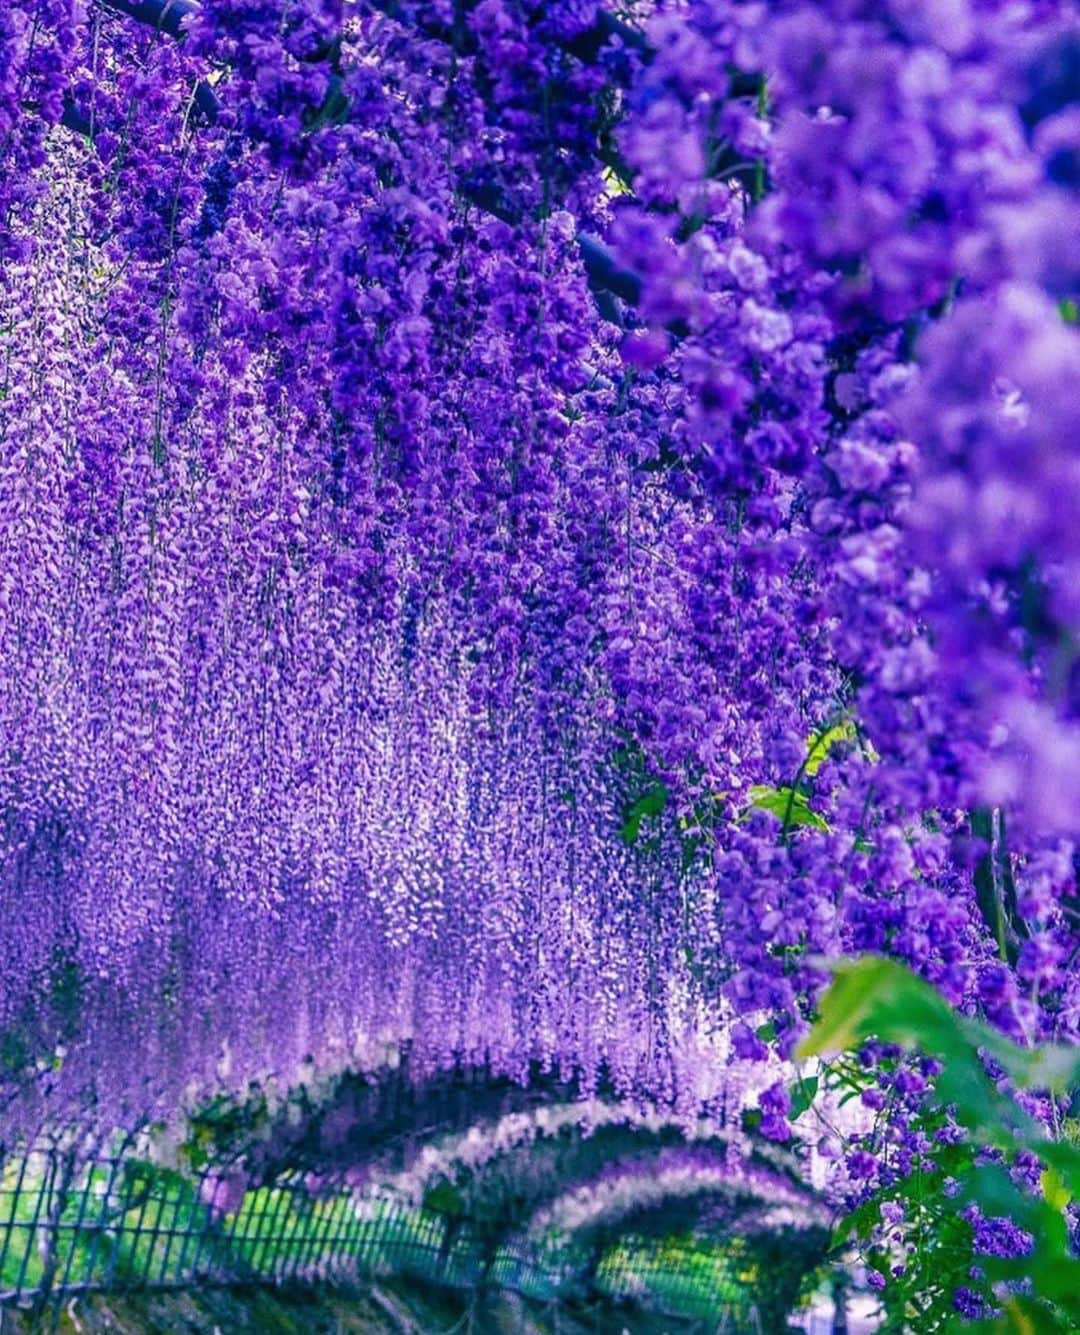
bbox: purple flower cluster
[0,0,1078,1224]
[602,0,1080,1051]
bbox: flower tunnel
[0,1065,832,1326]
[2,0,1079,1328]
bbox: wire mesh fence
[0,1145,748,1322]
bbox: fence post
[0,1153,32,1291]
[13,1146,55,1304]
[82,1155,126,1289]
[831,1272,849,1335]
[48,1146,100,1326]
[35,1140,78,1318]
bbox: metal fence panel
[0,1145,746,1326]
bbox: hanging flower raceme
[1,2,1078,1236]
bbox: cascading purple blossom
[0,3,1077,1250]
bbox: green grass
[598,1236,752,1320]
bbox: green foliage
[802,957,1080,1332]
[620,782,668,846]
[617,713,856,854]
[802,957,1080,1138]
[611,738,671,850]
[746,784,830,832]
[599,1227,829,1323]
[179,1089,273,1171]
[788,1074,819,1121]
[423,1178,465,1219]
[0,947,86,1107]
[803,721,858,777]
[743,717,859,835]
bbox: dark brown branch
[970,807,1025,967]
[98,0,219,121]
[577,233,642,307]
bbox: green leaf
[788,1074,818,1120]
[1035,1140,1080,1196]
[746,784,829,832]
[990,1039,1080,1097]
[801,949,1080,1335]
[803,721,857,777]
[620,781,668,844]
[953,1014,1079,1096]
[797,956,1026,1140]
[1043,1166,1071,1213]
[833,1197,878,1244]
[987,1295,1073,1334]
[741,1108,762,1133]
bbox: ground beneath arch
[2,1277,728,1334]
